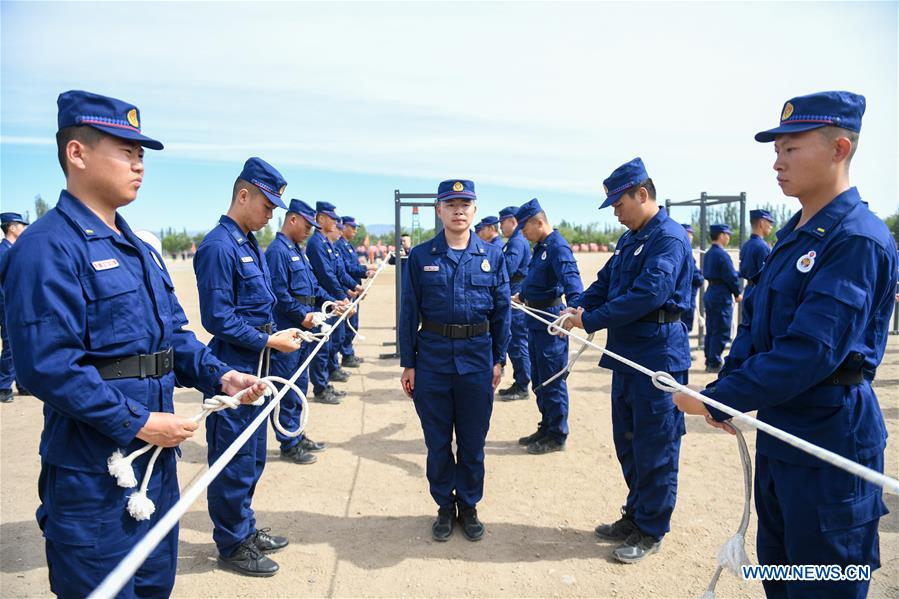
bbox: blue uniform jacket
[306,230,353,301]
[336,237,367,283]
[739,233,771,282]
[489,236,504,249]
[690,252,704,291]
[502,230,530,296]
[0,191,229,472]
[194,215,276,372]
[705,188,896,465]
[703,244,741,298]
[575,208,692,374]
[399,231,511,374]
[264,232,333,331]
[520,230,583,329]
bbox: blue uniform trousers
[703,287,733,368]
[327,321,345,373]
[340,307,359,358]
[40,459,179,598]
[271,343,311,452]
[508,309,530,388]
[611,370,686,540]
[0,299,15,390]
[413,368,494,508]
[309,323,340,394]
[528,328,569,443]
[755,452,886,599]
[206,402,268,556]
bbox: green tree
[34,194,50,219]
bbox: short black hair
[623,178,656,201]
[1,223,11,235]
[56,125,106,175]
[231,178,263,203]
[819,126,860,165]
[400,233,411,239]
[710,231,725,241]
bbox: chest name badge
[241,256,254,263]
[634,244,644,256]
[92,258,120,271]
[503,246,507,253]
[291,255,300,262]
[614,249,620,256]
[424,265,440,272]
[481,258,491,272]
[327,248,332,254]
[541,251,547,260]
[796,250,816,273]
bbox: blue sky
[2,1,896,233]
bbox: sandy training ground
[1,252,897,598]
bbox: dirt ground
[1,252,897,598]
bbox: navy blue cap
[57,90,163,150]
[682,223,694,234]
[755,91,865,143]
[436,179,476,202]
[239,157,287,209]
[475,216,499,232]
[1,212,29,225]
[499,205,519,221]
[341,216,358,228]
[287,199,319,228]
[315,201,339,220]
[514,198,543,231]
[749,209,774,223]
[600,157,649,209]
[710,223,733,236]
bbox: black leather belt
[820,353,873,386]
[707,279,725,285]
[511,274,525,284]
[92,347,174,380]
[290,294,316,306]
[420,319,489,339]
[638,310,682,324]
[525,297,563,310]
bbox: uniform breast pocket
[420,271,448,310]
[768,274,802,338]
[469,272,494,310]
[287,260,309,293]
[79,270,145,349]
[237,261,269,302]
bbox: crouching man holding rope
[674,91,896,598]
[194,158,303,577]
[561,157,693,563]
[0,90,267,598]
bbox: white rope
[89,253,392,599]
[512,301,899,496]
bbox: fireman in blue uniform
[702,223,741,372]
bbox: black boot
[248,528,289,553]
[527,436,565,455]
[313,387,341,404]
[432,505,456,542]
[0,389,13,403]
[329,368,351,382]
[594,507,637,541]
[613,529,662,563]
[498,382,528,400]
[342,355,364,368]
[457,505,485,541]
[217,540,279,577]
[280,444,317,464]
[300,436,327,452]
[518,428,545,446]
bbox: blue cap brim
[599,191,626,210]
[436,193,476,202]
[300,213,319,228]
[754,122,828,143]
[514,216,531,232]
[258,188,287,210]
[318,210,339,220]
[88,124,164,150]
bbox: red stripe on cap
[79,119,141,133]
